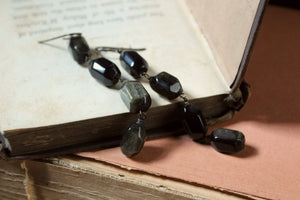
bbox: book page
[0,0,229,130]
[186,0,260,86]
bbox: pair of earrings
[39,33,245,157]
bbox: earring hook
[38,33,82,44]
[95,46,146,54]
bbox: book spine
[0,82,249,160]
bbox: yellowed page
[185,0,260,85]
[0,0,229,130]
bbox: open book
[0,0,266,159]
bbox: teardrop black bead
[149,72,183,100]
[88,57,121,87]
[183,104,207,141]
[120,121,146,157]
[120,51,148,78]
[210,128,245,154]
[69,35,91,64]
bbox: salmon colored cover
[78,5,300,200]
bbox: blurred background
[270,0,300,9]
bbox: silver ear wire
[38,33,82,44]
[95,46,146,54]
[39,33,146,53]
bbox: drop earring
[106,50,245,154]
[89,56,152,157]
[39,33,152,157]
[118,51,208,141]
[94,50,208,142]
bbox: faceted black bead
[149,72,183,100]
[88,58,121,87]
[183,104,207,141]
[210,128,245,154]
[120,51,148,79]
[120,121,146,157]
[69,36,91,64]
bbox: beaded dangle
[109,50,245,154]
[117,51,208,140]
[39,33,151,157]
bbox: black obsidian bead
[120,121,146,157]
[210,128,245,154]
[69,36,91,64]
[120,51,148,78]
[183,104,207,141]
[88,58,121,87]
[149,72,183,100]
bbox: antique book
[1,4,299,200]
[0,0,267,159]
[0,156,265,200]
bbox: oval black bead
[210,128,245,154]
[120,121,146,157]
[69,36,91,64]
[149,72,183,100]
[120,51,148,78]
[88,57,121,87]
[183,104,207,141]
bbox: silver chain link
[141,72,151,80]
[179,93,189,103]
[138,110,147,121]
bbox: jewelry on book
[39,33,151,157]
[39,33,245,155]
[95,50,208,142]
[100,50,245,154]
[88,58,151,157]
